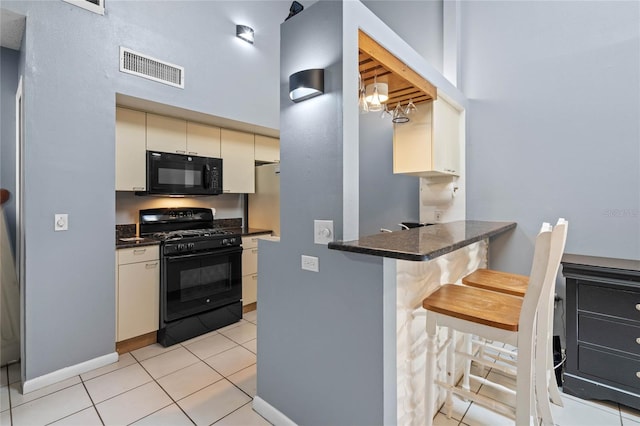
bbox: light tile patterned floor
[1,308,638,425]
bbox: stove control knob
[229,238,236,244]
[188,243,195,250]
[222,238,229,245]
[177,243,185,251]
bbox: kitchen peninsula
[329,220,516,424]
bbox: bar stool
[422,220,567,426]
[461,223,566,409]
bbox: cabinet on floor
[241,235,269,307]
[562,254,640,411]
[115,107,146,191]
[393,97,462,177]
[221,129,255,194]
[116,246,159,342]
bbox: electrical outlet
[434,210,443,222]
[314,220,334,244]
[301,255,319,272]
[54,214,68,231]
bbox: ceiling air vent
[119,47,185,89]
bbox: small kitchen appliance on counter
[139,207,242,346]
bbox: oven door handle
[164,246,242,261]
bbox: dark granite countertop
[116,237,160,250]
[328,220,516,261]
[239,228,272,237]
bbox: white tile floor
[0,309,638,426]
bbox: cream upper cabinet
[393,97,462,177]
[116,246,159,342]
[186,122,221,158]
[254,135,280,163]
[220,129,255,194]
[115,107,147,191]
[146,113,187,154]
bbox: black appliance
[142,151,222,196]
[140,207,242,346]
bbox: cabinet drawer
[117,246,159,265]
[578,345,640,391]
[242,247,258,276]
[242,274,258,305]
[242,235,261,249]
[578,282,640,321]
[579,315,640,356]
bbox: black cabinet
[562,254,640,410]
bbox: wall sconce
[236,25,254,44]
[289,69,324,102]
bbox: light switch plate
[55,214,68,231]
[314,220,334,244]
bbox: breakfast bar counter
[329,220,516,425]
[328,220,516,261]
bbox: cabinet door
[393,103,433,175]
[117,259,159,341]
[242,274,258,305]
[187,122,221,158]
[254,135,280,163]
[115,108,146,191]
[242,244,258,276]
[146,113,187,154]
[220,129,255,193]
[433,98,461,176]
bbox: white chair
[422,220,567,426]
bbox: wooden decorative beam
[358,29,437,102]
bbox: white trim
[62,0,104,16]
[22,352,117,394]
[252,396,298,426]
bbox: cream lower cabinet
[116,246,159,342]
[115,107,146,191]
[241,235,263,306]
[221,129,255,194]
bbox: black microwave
[142,151,222,196]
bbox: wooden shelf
[358,30,437,108]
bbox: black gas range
[139,208,243,347]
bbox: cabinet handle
[252,249,258,254]
[223,190,231,193]
[132,187,145,191]
[175,150,186,154]
[188,151,198,155]
[145,262,158,269]
[133,249,146,255]
[251,238,258,243]
[252,274,258,280]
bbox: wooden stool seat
[462,268,528,297]
[422,284,523,331]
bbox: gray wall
[1,47,19,249]
[359,113,419,235]
[1,0,312,381]
[462,1,640,278]
[257,2,386,424]
[362,0,443,73]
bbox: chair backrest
[519,219,569,335]
[518,223,553,333]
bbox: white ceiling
[1,8,26,50]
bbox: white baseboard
[22,351,118,394]
[252,395,298,426]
